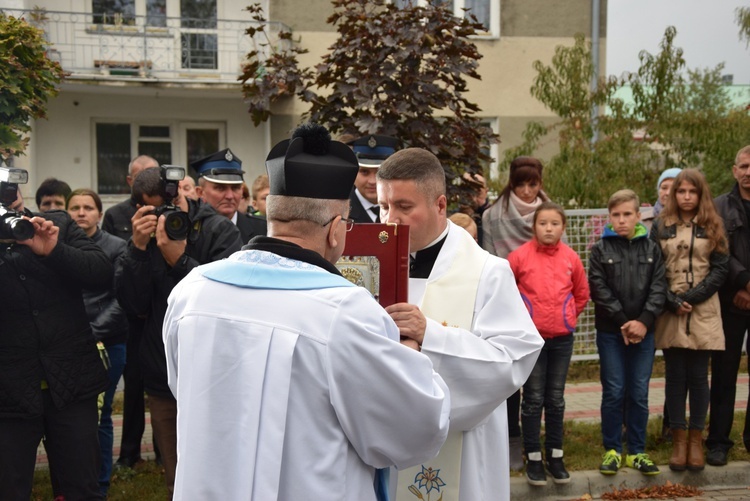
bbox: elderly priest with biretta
[163,123,450,501]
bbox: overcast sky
[607,0,750,85]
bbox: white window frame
[93,119,226,198]
[178,122,226,167]
[393,0,500,38]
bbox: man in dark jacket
[102,154,160,469]
[707,145,750,465]
[0,189,111,500]
[115,167,242,496]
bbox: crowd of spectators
[1,140,748,500]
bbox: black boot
[546,449,570,484]
[525,452,547,486]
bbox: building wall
[266,1,608,177]
[501,0,607,37]
[9,0,607,199]
[270,0,337,32]
[30,86,268,210]
[272,0,607,37]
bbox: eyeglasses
[322,215,355,232]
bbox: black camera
[152,165,191,241]
[0,167,34,241]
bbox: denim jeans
[663,347,710,430]
[98,342,127,495]
[521,334,574,454]
[596,330,655,454]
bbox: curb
[509,461,750,500]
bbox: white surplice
[163,249,450,501]
[396,221,543,501]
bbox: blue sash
[201,250,356,290]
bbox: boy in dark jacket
[588,189,667,477]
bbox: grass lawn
[32,460,168,500]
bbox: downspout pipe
[591,0,600,144]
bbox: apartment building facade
[2,0,606,209]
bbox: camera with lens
[152,165,191,241]
[0,167,35,241]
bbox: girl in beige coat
[651,169,729,472]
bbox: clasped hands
[620,319,647,346]
[734,288,750,310]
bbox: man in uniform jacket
[348,135,398,224]
[192,148,267,243]
[115,167,242,497]
[0,189,111,500]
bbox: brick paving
[565,375,749,422]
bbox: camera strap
[188,220,202,245]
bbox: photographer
[115,166,242,497]
[0,169,111,500]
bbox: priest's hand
[385,302,426,347]
[400,338,421,351]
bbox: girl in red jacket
[508,201,590,486]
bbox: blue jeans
[521,334,574,454]
[596,330,655,454]
[99,342,127,495]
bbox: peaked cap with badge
[265,123,358,200]
[191,148,245,184]
[349,135,398,168]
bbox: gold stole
[397,231,489,501]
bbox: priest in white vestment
[163,125,451,501]
[377,148,544,501]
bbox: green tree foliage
[240,0,498,205]
[737,6,750,46]
[506,28,750,208]
[0,11,63,161]
[239,4,314,127]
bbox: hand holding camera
[131,205,158,251]
[18,216,60,256]
[152,166,191,241]
[0,167,35,241]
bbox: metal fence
[563,208,610,359]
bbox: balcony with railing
[3,9,287,83]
